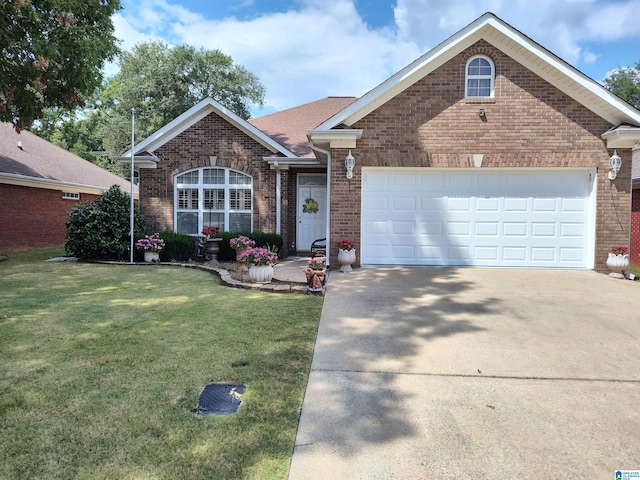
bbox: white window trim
[465,55,495,98]
[174,167,253,235]
[62,191,80,200]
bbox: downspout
[311,144,331,266]
[274,160,281,235]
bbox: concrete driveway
[289,268,640,479]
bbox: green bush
[65,186,146,260]
[216,231,283,262]
[158,231,196,262]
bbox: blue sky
[112,0,640,116]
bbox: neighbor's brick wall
[329,40,632,271]
[139,112,283,237]
[0,183,97,252]
[631,188,640,267]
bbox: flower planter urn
[204,238,222,265]
[337,248,356,273]
[249,265,274,284]
[606,253,629,278]
[144,251,160,263]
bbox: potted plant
[336,239,356,273]
[239,247,278,283]
[201,226,221,264]
[606,245,630,278]
[136,233,165,263]
[304,257,326,292]
[229,235,256,262]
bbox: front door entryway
[297,175,327,252]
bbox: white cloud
[110,0,640,113]
[115,0,421,112]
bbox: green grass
[630,265,640,278]
[0,249,323,480]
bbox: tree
[0,0,121,131]
[97,42,266,157]
[603,61,640,110]
[65,185,146,260]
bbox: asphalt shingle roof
[249,97,357,157]
[0,123,135,193]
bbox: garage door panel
[361,168,594,268]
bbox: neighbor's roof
[249,97,357,157]
[315,12,640,131]
[0,123,136,196]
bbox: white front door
[297,175,327,252]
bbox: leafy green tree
[603,61,640,109]
[66,185,146,260]
[0,0,121,131]
[98,41,266,157]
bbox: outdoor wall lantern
[345,150,355,179]
[608,150,622,180]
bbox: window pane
[230,189,252,210]
[229,171,252,185]
[178,188,198,209]
[177,212,199,234]
[229,213,251,232]
[176,171,198,184]
[204,189,224,209]
[203,168,225,185]
[299,175,327,186]
[203,213,224,232]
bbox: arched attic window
[174,167,253,235]
[465,55,495,98]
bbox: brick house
[121,13,640,272]
[0,123,136,252]
[632,147,640,267]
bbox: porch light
[608,150,622,180]
[345,150,355,179]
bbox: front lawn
[0,249,323,479]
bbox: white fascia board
[263,157,323,170]
[316,12,640,129]
[0,173,139,198]
[120,97,297,158]
[601,128,640,149]
[118,155,159,169]
[306,129,363,149]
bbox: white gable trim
[119,97,297,159]
[316,12,640,130]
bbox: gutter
[310,144,332,267]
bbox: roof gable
[120,97,298,160]
[0,123,135,194]
[316,12,640,130]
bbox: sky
[111,0,640,117]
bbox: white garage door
[361,168,595,268]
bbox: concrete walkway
[289,267,640,479]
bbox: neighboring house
[632,145,640,266]
[120,12,640,272]
[0,123,137,252]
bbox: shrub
[215,231,283,262]
[65,186,146,260]
[159,231,196,262]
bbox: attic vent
[62,192,80,200]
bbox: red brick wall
[0,183,97,252]
[328,40,632,271]
[139,112,283,237]
[631,188,640,267]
